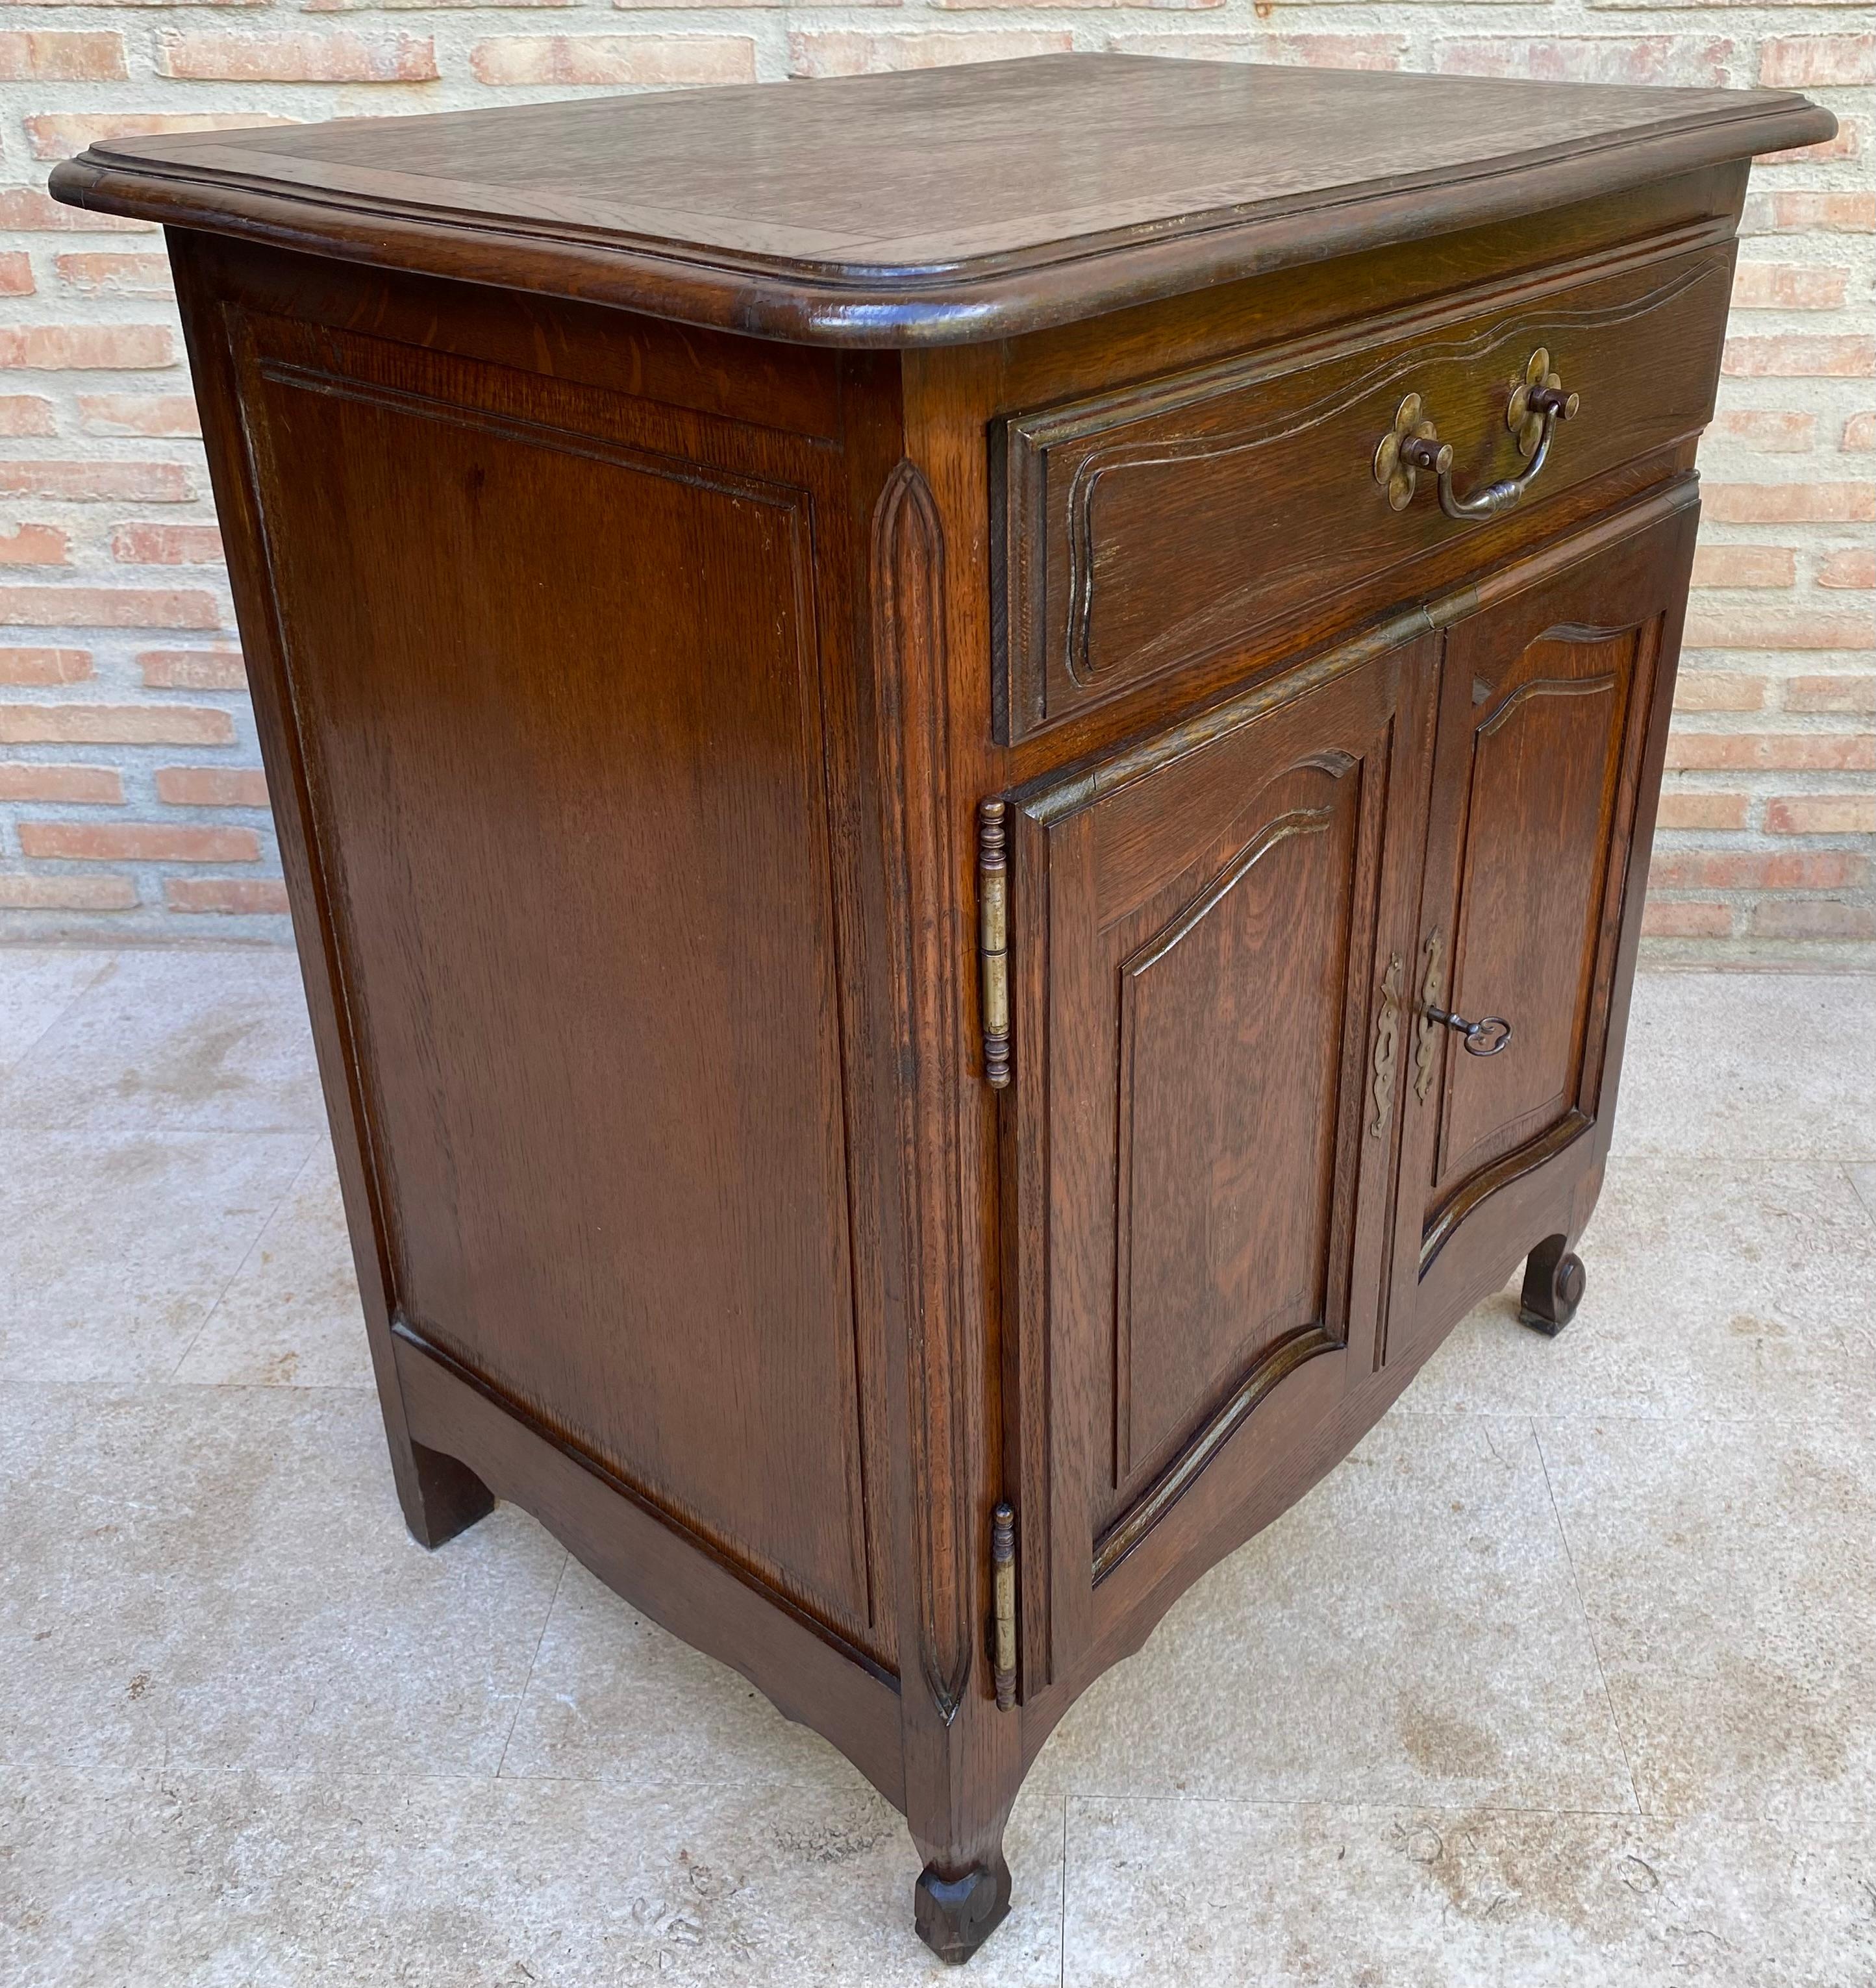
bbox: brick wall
[0,19,1870,955]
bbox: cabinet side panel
[233,322,886,1661]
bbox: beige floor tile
[1061,1797,1873,1988]
[1408,1159,1876,1426]
[0,949,325,1133]
[1028,1415,1634,1813]
[498,1559,873,1795]
[1537,1413,1876,1820]
[1614,972,1876,1161]
[0,948,117,1078]
[0,1131,314,1383]
[0,1385,564,1775]
[1849,1165,1876,1232]
[0,1767,1066,1988]
[175,1142,373,1389]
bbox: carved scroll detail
[871,458,973,1724]
[1370,951,1403,1139]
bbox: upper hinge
[977,799,1011,1089]
[991,1500,1017,1709]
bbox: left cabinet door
[1003,634,1437,1684]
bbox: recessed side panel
[234,320,886,1663]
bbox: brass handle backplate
[1369,952,1403,1136]
[1373,347,1579,521]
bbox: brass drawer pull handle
[1373,347,1579,521]
[1426,1006,1513,1058]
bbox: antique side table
[54,56,1831,1962]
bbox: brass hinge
[978,799,1011,1089]
[991,1500,1017,1710]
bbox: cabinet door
[1005,635,1436,1684]
[1386,506,1695,1368]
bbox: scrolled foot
[1518,1234,1585,1337]
[914,1856,1012,1965]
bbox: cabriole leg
[1519,1233,1586,1337]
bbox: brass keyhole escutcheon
[1373,393,1447,512]
[1506,346,1581,461]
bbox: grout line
[1844,1162,1876,1239]
[166,1130,324,1382]
[1531,1417,1644,1822]
[1058,1791,1069,1988]
[0,950,121,1089]
[495,1550,569,1783]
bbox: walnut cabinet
[53,55,1831,1963]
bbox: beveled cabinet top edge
[49,55,1831,349]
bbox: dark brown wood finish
[60,56,1828,1964]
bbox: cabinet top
[51,53,1829,348]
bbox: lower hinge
[978,799,1011,1090]
[991,1500,1017,1710]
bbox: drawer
[994,241,1732,742]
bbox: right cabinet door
[1386,505,1696,1369]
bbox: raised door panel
[230,314,892,1667]
[1006,636,1436,1682]
[1386,504,1696,1369]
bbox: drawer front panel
[997,242,1730,741]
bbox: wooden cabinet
[53,54,1829,1966]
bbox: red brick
[1664,732,1876,771]
[1433,38,1737,88]
[1786,675,1876,713]
[25,112,295,162]
[0,704,232,746]
[1819,549,1875,591]
[19,821,259,863]
[138,647,244,690]
[0,397,55,437]
[1642,900,1732,939]
[0,255,33,297]
[110,524,224,566]
[1845,412,1876,451]
[1650,849,1866,891]
[1703,484,1876,525]
[75,395,201,438]
[0,526,70,567]
[165,876,289,915]
[0,190,154,235]
[1729,264,1848,311]
[1672,672,1766,710]
[55,255,173,300]
[0,585,218,630]
[1723,336,1876,379]
[1757,192,1876,234]
[0,31,125,81]
[1760,34,1875,87]
[1710,410,1815,453]
[786,29,1071,77]
[0,462,193,502]
[1747,899,1876,942]
[1682,609,1875,650]
[156,30,438,80]
[1108,32,1405,69]
[473,34,755,83]
[0,325,175,371]
[1690,545,1795,588]
[155,765,268,806]
[0,762,122,803]
[1655,792,1749,831]
[0,874,136,912]
[0,647,89,686]
[1766,795,1876,834]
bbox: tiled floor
[2,950,1873,1987]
